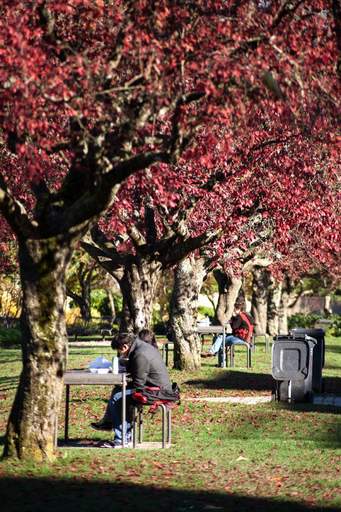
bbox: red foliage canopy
[0,1,340,277]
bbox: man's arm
[247,312,255,325]
[231,314,242,330]
[130,352,150,390]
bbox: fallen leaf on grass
[126,469,140,477]
[152,461,166,469]
[236,456,248,461]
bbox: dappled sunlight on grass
[1,336,341,509]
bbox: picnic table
[160,324,231,367]
[62,370,129,447]
[196,325,231,367]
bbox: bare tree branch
[0,175,37,238]
[271,0,306,30]
[332,0,341,77]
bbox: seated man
[91,329,159,431]
[98,332,172,448]
[202,300,254,367]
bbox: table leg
[65,384,70,442]
[265,334,270,353]
[122,374,126,448]
[222,326,226,368]
[230,345,234,367]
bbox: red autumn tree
[0,0,339,459]
[83,119,340,369]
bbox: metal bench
[225,339,253,369]
[225,335,256,368]
[132,401,174,449]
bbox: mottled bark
[117,258,162,333]
[213,269,242,325]
[67,280,92,321]
[324,294,332,316]
[106,288,116,321]
[66,260,95,321]
[267,276,282,336]
[170,256,206,370]
[4,237,72,461]
[278,275,300,334]
[278,283,290,334]
[251,267,270,334]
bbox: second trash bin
[290,328,325,393]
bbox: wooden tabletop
[64,370,127,385]
[195,325,230,334]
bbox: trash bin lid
[272,339,309,380]
[290,328,325,340]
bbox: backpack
[234,312,254,342]
[132,382,180,409]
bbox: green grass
[0,337,340,511]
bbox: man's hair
[234,299,245,309]
[111,332,135,350]
[139,328,157,347]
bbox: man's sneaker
[97,440,132,449]
[90,420,113,431]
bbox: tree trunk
[170,256,206,370]
[324,294,332,316]
[251,267,270,334]
[267,277,282,336]
[278,280,290,334]
[4,237,72,461]
[106,288,116,321]
[79,271,92,321]
[213,269,242,325]
[278,276,301,334]
[67,287,92,321]
[117,258,162,333]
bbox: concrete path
[185,394,341,407]
[69,340,111,347]
[313,394,341,407]
[185,396,272,404]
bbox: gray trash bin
[272,334,317,402]
[290,328,325,393]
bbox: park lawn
[0,336,340,512]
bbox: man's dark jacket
[127,338,172,391]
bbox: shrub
[0,326,22,347]
[66,319,116,337]
[94,291,122,321]
[288,313,321,330]
[197,306,214,319]
[330,315,341,337]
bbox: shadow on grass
[323,376,341,394]
[0,375,19,391]
[0,356,21,365]
[0,476,338,512]
[185,370,273,392]
[184,370,341,395]
[326,344,341,354]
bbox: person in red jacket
[202,299,254,367]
